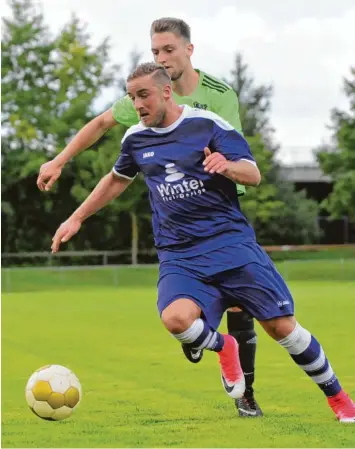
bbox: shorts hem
[255,312,294,321]
[158,294,203,316]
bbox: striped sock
[278,323,341,397]
[173,318,224,352]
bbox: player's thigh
[157,273,225,331]
[218,262,295,322]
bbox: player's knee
[161,298,201,334]
[260,315,296,340]
[161,310,194,334]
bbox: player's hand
[51,218,82,253]
[203,147,229,174]
[37,160,63,192]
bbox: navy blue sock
[278,323,341,397]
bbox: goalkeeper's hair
[127,62,171,86]
[150,17,191,42]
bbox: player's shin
[278,321,355,422]
[278,322,341,397]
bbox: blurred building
[280,164,354,243]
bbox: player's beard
[147,108,166,127]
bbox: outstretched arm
[51,173,131,253]
[37,94,139,191]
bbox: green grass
[268,246,355,261]
[2,259,354,293]
[2,264,355,447]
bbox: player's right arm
[51,134,139,253]
[51,173,132,253]
[37,95,139,191]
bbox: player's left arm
[204,123,261,186]
[204,147,260,186]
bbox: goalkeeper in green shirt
[37,17,263,418]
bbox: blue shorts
[157,241,294,330]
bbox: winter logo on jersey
[157,163,206,202]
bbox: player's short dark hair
[127,62,171,86]
[150,17,191,42]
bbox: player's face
[127,75,170,127]
[151,32,193,81]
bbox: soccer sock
[278,322,342,397]
[227,311,256,394]
[173,318,224,352]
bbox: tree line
[2,0,354,259]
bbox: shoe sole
[339,417,355,423]
[238,409,263,417]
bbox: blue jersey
[113,105,257,262]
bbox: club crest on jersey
[156,163,206,202]
[193,102,208,110]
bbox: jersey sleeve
[210,121,255,164]
[111,95,140,127]
[213,89,243,134]
[112,137,139,180]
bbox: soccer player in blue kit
[51,62,355,422]
[38,17,262,416]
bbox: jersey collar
[149,105,190,134]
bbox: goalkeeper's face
[151,32,193,81]
[127,74,170,127]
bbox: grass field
[2,261,355,448]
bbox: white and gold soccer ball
[25,364,82,421]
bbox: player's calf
[227,310,257,392]
[227,309,262,416]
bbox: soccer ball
[25,364,82,421]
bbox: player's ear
[187,43,194,57]
[162,83,172,99]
